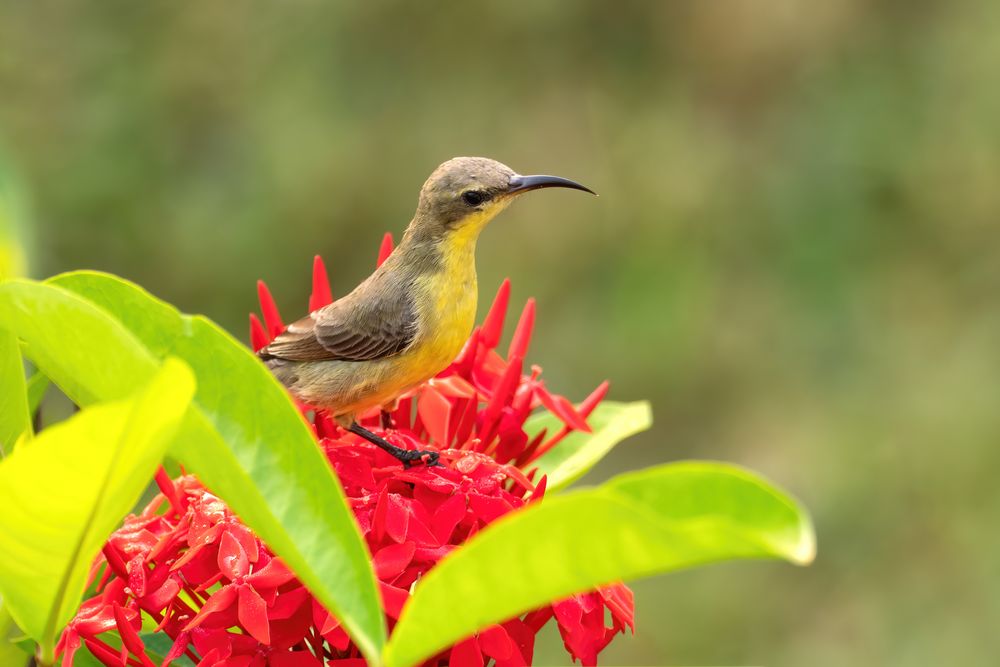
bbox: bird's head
[411,157,594,242]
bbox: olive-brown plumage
[259,157,594,465]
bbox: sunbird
[259,157,594,465]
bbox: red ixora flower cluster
[59,234,634,667]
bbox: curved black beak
[506,174,597,196]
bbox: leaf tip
[791,513,817,566]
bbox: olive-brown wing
[259,294,416,362]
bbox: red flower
[60,234,634,666]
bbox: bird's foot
[347,422,440,468]
[398,448,441,469]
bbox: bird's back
[260,239,478,419]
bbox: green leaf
[383,461,815,667]
[0,359,194,664]
[526,400,652,492]
[0,280,160,405]
[0,330,31,455]
[0,604,32,665]
[141,632,195,666]
[41,272,386,662]
[26,372,50,416]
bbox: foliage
[0,277,383,663]
[0,360,194,664]
[385,461,814,667]
[526,401,653,492]
[0,252,814,665]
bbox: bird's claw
[402,449,441,469]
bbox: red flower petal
[536,385,592,433]
[450,635,485,667]
[57,628,80,667]
[218,530,250,581]
[378,582,410,620]
[480,279,511,349]
[478,357,524,445]
[162,630,192,665]
[383,493,411,544]
[237,584,270,644]
[112,604,155,667]
[429,375,477,399]
[431,493,467,544]
[599,583,636,632]
[83,637,125,667]
[245,556,296,589]
[377,232,394,267]
[309,254,334,311]
[228,523,261,564]
[468,493,513,524]
[268,585,311,620]
[249,313,269,352]
[270,651,325,667]
[183,584,238,631]
[126,555,147,597]
[418,386,452,447]
[497,619,535,667]
[373,541,416,580]
[478,624,515,662]
[194,646,227,667]
[140,574,180,612]
[256,280,284,338]
[507,299,535,361]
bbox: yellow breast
[412,235,478,372]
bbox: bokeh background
[2,1,999,664]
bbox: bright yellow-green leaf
[0,359,194,664]
[383,461,815,667]
[526,400,652,492]
[6,273,385,663]
[0,330,31,455]
[0,604,31,665]
[0,280,159,404]
[26,372,50,416]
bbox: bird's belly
[289,261,478,419]
[289,356,425,417]
[287,321,471,419]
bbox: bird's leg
[347,422,439,468]
[380,398,400,430]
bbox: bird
[258,157,594,466]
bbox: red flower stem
[194,571,224,593]
[514,428,549,468]
[306,629,325,660]
[182,584,208,605]
[82,637,124,667]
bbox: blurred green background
[2,1,999,664]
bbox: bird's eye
[462,190,488,207]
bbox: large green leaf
[42,272,386,661]
[383,461,815,667]
[0,330,31,455]
[0,359,194,664]
[26,371,49,416]
[0,604,31,665]
[526,400,652,492]
[0,281,158,404]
